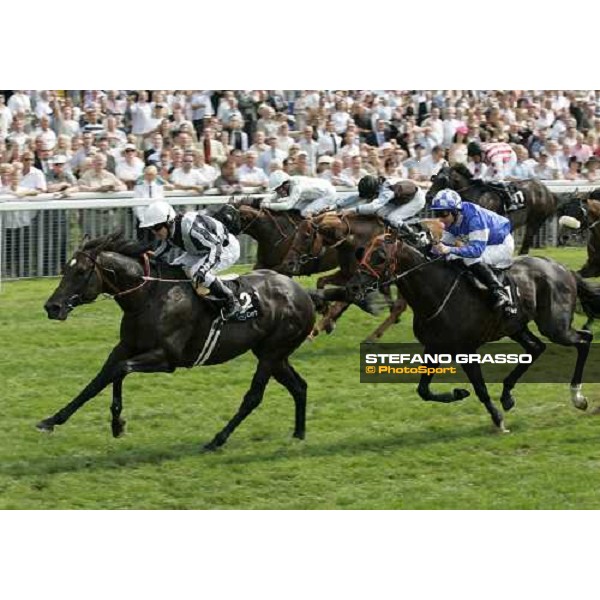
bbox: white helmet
[139,201,176,228]
[268,170,291,191]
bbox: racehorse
[427,164,557,255]
[238,204,339,275]
[558,191,600,278]
[284,212,408,341]
[39,231,316,450]
[325,225,600,431]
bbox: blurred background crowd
[1,89,600,200]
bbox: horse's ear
[79,233,91,249]
[355,247,366,262]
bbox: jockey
[341,174,426,232]
[261,171,337,217]
[139,200,241,318]
[467,141,522,213]
[430,188,514,315]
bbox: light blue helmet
[431,189,463,211]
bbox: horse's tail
[574,272,600,320]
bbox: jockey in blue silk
[430,188,515,315]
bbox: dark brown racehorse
[39,232,316,450]
[238,204,339,275]
[334,225,599,431]
[559,192,600,278]
[427,164,557,255]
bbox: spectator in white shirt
[317,120,342,157]
[171,152,210,193]
[342,155,369,186]
[276,122,295,154]
[193,150,219,186]
[417,145,447,179]
[319,158,354,187]
[258,135,287,173]
[532,150,556,180]
[128,91,152,136]
[116,144,145,189]
[237,151,269,189]
[133,165,173,233]
[8,91,31,116]
[297,126,319,172]
[0,94,13,138]
[20,151,47,192]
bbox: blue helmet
[431,189,463,211]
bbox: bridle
[353,230,457,321]
[67,251,153,308]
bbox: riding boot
[468,262,513,314]
[209,278,240,320]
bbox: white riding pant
[448,233,515,268]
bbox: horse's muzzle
[44,301,71,321]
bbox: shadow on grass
[0,421,532,478]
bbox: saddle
[485,181,526,214]
[200,275,261,322]
[447,260,520,316]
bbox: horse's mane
[82,230,153,258]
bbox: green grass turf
[1,246,600,509]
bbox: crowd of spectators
[2,89,600,202]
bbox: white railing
[0,181,599,290]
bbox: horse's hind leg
[272,360,308,439]
[501,327,547,412]
[204,361,272,451]
[542,326,593,410]
[111,377,126,438]
[461,363,507,431]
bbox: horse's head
[44,247,103,320]
[44,232,148,320]
[426,164,472,202]
[346,223,436,304]
[283,217,325,275]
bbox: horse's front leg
[109,348,175,437]
[36,343,131,432]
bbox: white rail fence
[0,182,598,289]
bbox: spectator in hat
[78,153,126,192]
[116,144,145,189]
[46,155,78,194]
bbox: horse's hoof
[293,431,305,440]
[111,419,126,438]
[496,420,511,434]
[573,398,588,411]
[203,440,221,452]
[453,388,470,401]
[36,419,55,433]
[501,393,516,412]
